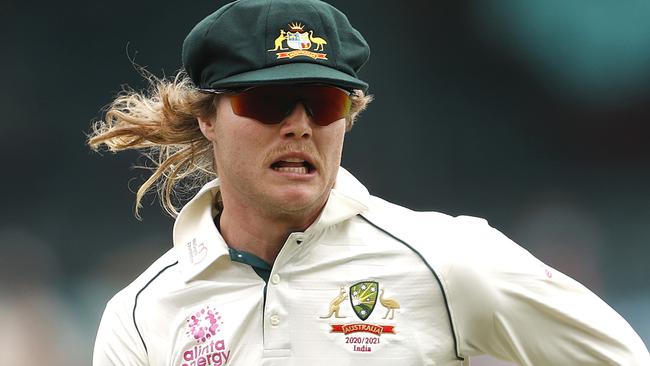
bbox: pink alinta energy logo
[185,306,223,343]
[181,306,230,366]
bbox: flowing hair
[88,70,373,218]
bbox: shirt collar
[306,166,369,233]
[173,166,370,282]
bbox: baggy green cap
[182,0,370,92]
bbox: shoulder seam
[132,260,179,355]
[358,214,464,361]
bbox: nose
[279,102,313,139]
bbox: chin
[270,188,325,213]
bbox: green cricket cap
[182,0,370,92]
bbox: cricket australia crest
[268,22,328,60]
[349,281,378,320]
[319,281,401,353]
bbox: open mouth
[271,158,315,174]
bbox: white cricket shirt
[94,167,650,366]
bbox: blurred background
[1,1,649,365]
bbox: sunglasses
[206,85,352,126]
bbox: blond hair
[88,71,373,218]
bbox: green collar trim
[228,247,271,270]
[228,247,272,283]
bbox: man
[90,0,650,365]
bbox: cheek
[326,124,346,159]
[213,121,268,174]
[212,123,242,174]
[317,125,346,174]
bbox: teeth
[274,166,309,174]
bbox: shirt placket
[261,232,306,363]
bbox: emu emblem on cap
[268,22,328,60]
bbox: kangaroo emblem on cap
[268,22,328,60]
[268,30,288,51]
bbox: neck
[217,192,326,266]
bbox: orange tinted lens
[301,85,352,126]
[229,85,351,126]
[230,87,294,124]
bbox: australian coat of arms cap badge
[268,22,328,60]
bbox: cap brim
[207,62,369,92]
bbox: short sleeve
[93,293,148,366]
[445,216,650,365]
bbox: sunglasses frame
[198,84,353,96]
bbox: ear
[197,115,218,142]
